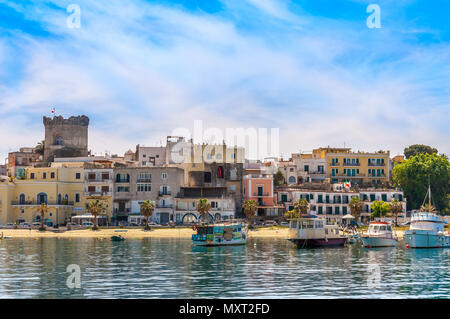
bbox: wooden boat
[288,215,347,248]
[192,220,247,246]
[111,235,125,241]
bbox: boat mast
[428,176,431,208]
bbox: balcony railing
[84,191,112,196]
[343,163,360,166]
[156,204,173,208]
[115,179,130,183]
[86,177,112,182]
[137,179,152,183]
[12,201,74,206]
[253,193,270,197]
[159,191,172,196]
[368,163,386,166]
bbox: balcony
[84,191,112,196]
[137,178,152,183]
[343,163,360,166]
[368,163,386,167]
[12,201,74,206]
[159,191,172,196]
[156,204,174,209]
[253,193,270,197]
[115,179,130,183]
[86,177,112,182]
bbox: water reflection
[0,238,448,298]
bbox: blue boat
[192,220,248,246]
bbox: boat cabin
[410,212,444,233]
[289,216,340,240]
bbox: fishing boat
[404,183,450,248]
[361,222,398,248]
[111,235,125,241]
[287,215,347,248]
[191,220,248,246]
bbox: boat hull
[289,238,347,248]
[192,238,247,246]
[404,230,450,248]
[361,236,397,247]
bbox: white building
[276,186,407,225]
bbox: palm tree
[389,199,403,226]
[87,199,104,230]
[349,197,364,226]
[293,198,309,216]
[140,200,155,230]
[35,140,45,156]
[37,203,49,231]
[243,200,258,227]
[197,198,211,223]
[284,209,300,219]
[420,203,437,213]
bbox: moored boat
[191,220,247,246]
[404,183,450,248]
[287,215,347,248]
[361,222,397,247]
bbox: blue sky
[0,0,448,161]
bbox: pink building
[243,174,283,222]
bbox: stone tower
[43,115,89,163]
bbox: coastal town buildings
[113,166,184,225]
[0,166,85,225]
[275,184,406,224]
[7,147,42,177]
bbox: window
[204,172,211,183]
[43,172,47,179]
[50,172,55,179]
[75,194,80,203]
[217,166,224,179]
[138,173,151,182]
[30,173,35,179]
[88,186,96,192]
[117,186,130,192]
[162,172,167,180]
[137,184,151,192]
[76,173,81,179]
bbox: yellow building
[321,147,390,186]
[0,166,85,225]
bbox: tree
[370,200,390,220]
[35,140,45,156]
[293,198,309,216]
[197,198,211,223]
[140,200,155,230]
[393,153,450,212]
[87,199,104,230]
[284,209,300,219]
[404,144,438,159]
[242,200,258,227]
[349,196,364,225]
[389,199,403,226]
[273,170,285,186]
[37,203,49,231]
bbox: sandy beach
[0,227,291,239]
[0,227,406,240]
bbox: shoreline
[0,227,291,239]
[0,227,405,240]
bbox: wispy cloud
[0,0,448,162]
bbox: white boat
[191,220,247,246]
[404,184,450,248]
[361,222,398,248]
[288,215,347,248]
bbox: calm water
[0,237,449,298]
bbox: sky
[0,0,449,162]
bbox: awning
[342,214,355,219]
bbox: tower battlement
[43,115,89,163]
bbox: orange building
[243,174,283,222]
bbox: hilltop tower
[43,115,89,163]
